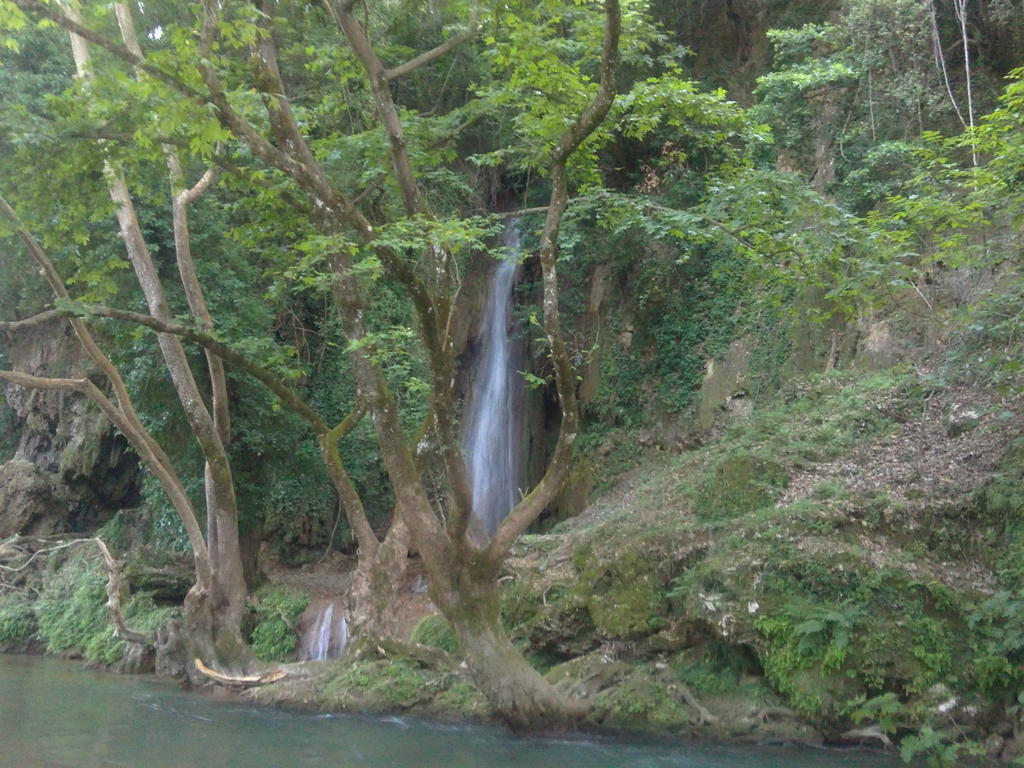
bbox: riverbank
[3,364,1022,765]
[0,654,906,768]
[246,365,1024,765]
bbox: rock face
[697,336,754,432]
[0,458,66,537]
[0,317,140,538]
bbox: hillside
[1,0,1023,763]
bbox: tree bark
[436,578,583,731]
[64,0,248,664]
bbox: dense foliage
[0,0,1021,758]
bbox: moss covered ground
[240,364,1023,764]
[490,366,1024,762]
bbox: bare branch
[70,304,330,434]
[184,166,220,205]
[0,310,62,334]
[383,7,481,81]
[94,537,154,646]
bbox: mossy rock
[502,577,598,657]
[546,653,634,700]
[593,666,694,732]
[409,614,458,653]
[431,679,489,719]
[322,657,434,711]
[318,649,481,717]
[123,550,193,603]
[693,451,787,521]
[573,544,669,639]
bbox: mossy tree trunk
[435,571,583,731]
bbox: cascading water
[300,602,349,661]
[464,226,523,539]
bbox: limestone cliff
[0,317,140,538]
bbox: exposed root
[840,723,893,747]
[353,636,454,669]
[679,684,717,726]
[753,705,800,724]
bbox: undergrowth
[0,590,36,648]
[248,585,310,662]
[35,549,176,664]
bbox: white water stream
[300,602,348,661]
[464,227,522,539]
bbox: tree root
[353,635,455,669]
[753,705,800,724]
[840,723,893,748]
[679,684,718,726]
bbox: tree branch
[326,0,473,527]
[62,298,381,558]
[0,198,212,588]
[94,537,154,646]
[72,304,329,433]
[14,0,202,99]
[184,165,220,205]
[383,7,481,81]
[0,310,62,333]
[319,399,379,556]
[0,534,153,646]
[0,366,212,589]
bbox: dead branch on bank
[193,657,288,688]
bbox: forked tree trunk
[61,0,250,672]
[28,0,619,717]
[344,517,411,639]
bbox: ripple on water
[0,656,903,768]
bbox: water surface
[0,655,902,767]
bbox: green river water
[0,655,904,767]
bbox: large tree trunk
[438,579,583,731]
[154,583,249,683]
[62,0,250,671]
[344,518,410,639]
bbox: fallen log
[193,658,287,688]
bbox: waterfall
[300,602,349,661]
[464,226,522,539]
[333,613,348,657]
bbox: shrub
[0,591,37,648]
[34,548,177,665]
[248,586,310,661]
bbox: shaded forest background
[1,0,1023,761]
